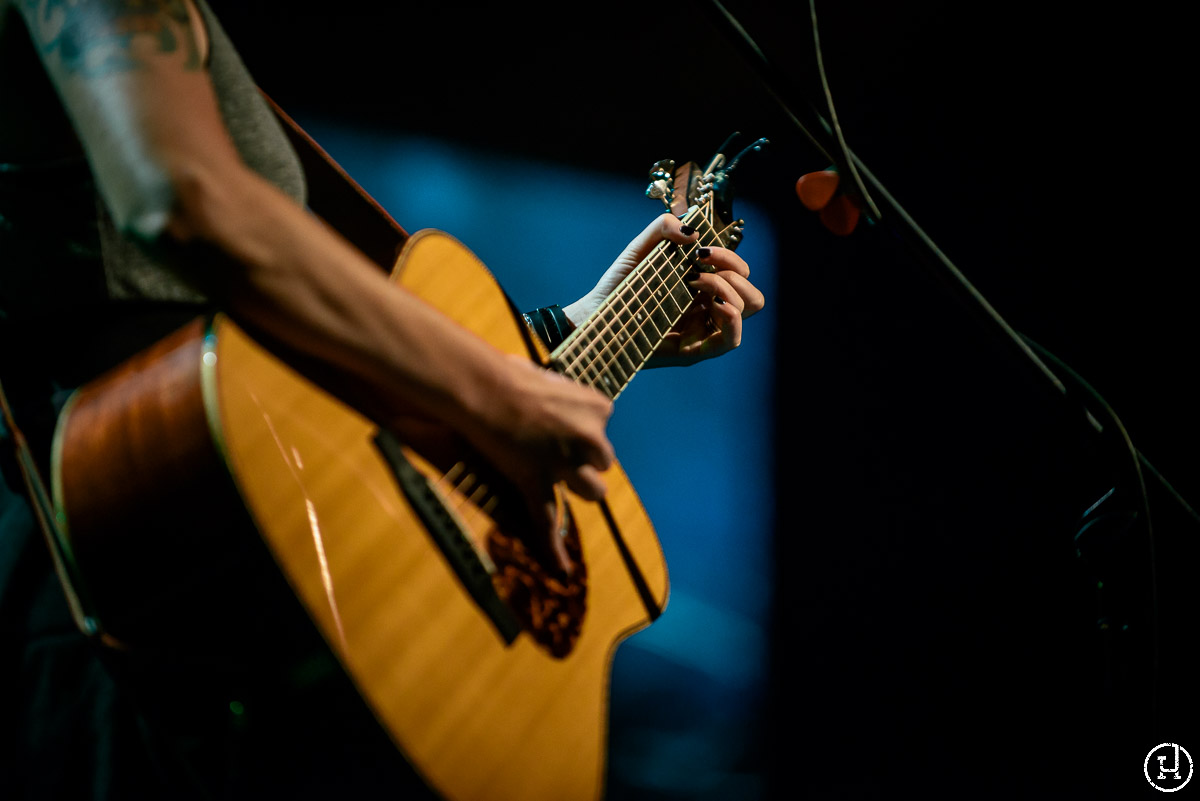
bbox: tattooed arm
[16,0,206,235]
[13,0,616,503]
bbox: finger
[693,245,750,279]
[688,275,744,354]
[713,270,765,318]
[568,387,616,471]
[659,212,701,246]
[689,271,746,317]
[530,496,574,574]
[553,421,614,492]
[692,247,763,317]
[680,308,742,360]
[562,463,608,502]
[575,432,615,474]
[706,298,744,352]
[622,213,700,265]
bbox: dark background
[209,2,1198,798]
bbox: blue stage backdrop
[294,120,779,800]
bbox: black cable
[1020,334,1160,727]
[698,0,1071,403]
[697,0,1200,735]
[807,0,880,221]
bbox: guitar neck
[549,207,732,399]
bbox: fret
[604,357,633,388]
[577,339,631,392]
[581,307,639,384]
[645,274,685,322]
[591,366,621,399]
[560,341,601,387]
[578,358,606,390]
[610,319,649,367]
[594,344,633,387]
[621,276,659,340]
[633,278,679,344]
[612,300,656,362]
[608,340,639,382]
[550,206,728,399]
[669,276,693,312]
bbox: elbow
[105,169,177,247]
[107,160,235,250]
[121,200,177,249]
[103,161,250,302]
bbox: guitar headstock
[645,134,767,251]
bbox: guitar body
[51,230,669,801]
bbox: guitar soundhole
[486,514,587,659]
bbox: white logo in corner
[1145,743,1194,793]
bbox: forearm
[168,161,507,434]
[15,1,504,431]
[14,0,616,504]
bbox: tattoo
[20,0,201,77]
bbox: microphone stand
[696,0,1200,741]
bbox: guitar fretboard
[550,207,733,399]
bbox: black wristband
[521,305,572,350]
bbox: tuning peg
[647,160,675,185]
[645,159,677,208]
[723,219,746,249]
[646,179,671,200]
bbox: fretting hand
[562,213,765,367]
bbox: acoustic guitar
[48,141,760,800]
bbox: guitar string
[557,209,721,382]
[557,243,689,393]
[425,212,737,538]
[555,205,713,379]
[432,217,729,532]
[429,224,719,532]
[436,462,504,543]
[567,245,695,393]
[560,230,716,394]
[461,482,495,535]
[431,462,491,521]
[560,207,738,379]
[558,214,740,393]
[433,461,466,494]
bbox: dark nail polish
[680,224,695,236]
[713,295,727,305]
[698,247,711,259]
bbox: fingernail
[680,224,695,236]
[697,247,711,259]
[713,295,727,305]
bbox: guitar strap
[260,93,411,271]
[0,380,101,640]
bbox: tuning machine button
[723,219,746,249]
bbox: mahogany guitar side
[51,229,670,801]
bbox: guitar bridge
[373,430,522,646]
